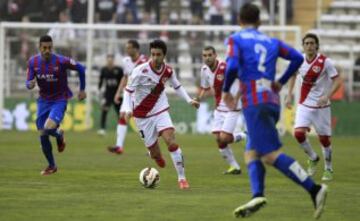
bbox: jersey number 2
[254,43,267,73]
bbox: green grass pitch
[0,131,358,221]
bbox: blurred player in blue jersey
[26,35,86,176]
[222,3,328,219]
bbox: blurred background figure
[97,54,124,136]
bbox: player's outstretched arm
[26,79,36,90]
[285,75,297,109]
[170,72,199,109]
[277,41,304,85]
[114,75,128,104]
[78,90,87,101]
[222,92,236,110]
[120,89,133,121]
[25,60,36,90]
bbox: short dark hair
[127,39,140,49]
[302,33,320,49]
[149,39,167,55]
[39,35,52,44]
[203,46,216,54]
[239,3,260,24]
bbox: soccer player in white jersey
[121,39,199,189]
[108,40,148,154]
[286,33,342,181]
[196,46,246,175]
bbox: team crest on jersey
[142,68,148,73]
[216,74,224,81]
[34,67,39,71]
[312,66,321,73]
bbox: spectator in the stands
[42,0,67,22]
[70,0,88,23]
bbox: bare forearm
[328,76,342,98]
[287,75,296,96]
[116,76,128,96]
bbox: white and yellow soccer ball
[139,167,160,188]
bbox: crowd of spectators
[0,0,292,25]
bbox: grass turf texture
[0,131,358,221]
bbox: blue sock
[40,135,55,168]
[248,160,266,198]
[273,153,315,193]
[45,128,62,140]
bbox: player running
[121,39,199,189]
[26,35,86,175]
[222,4,328,219]
[107,39,148,154]
[196,46,246,175]
[286,33,341,181]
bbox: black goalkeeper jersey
[98,66,124,97]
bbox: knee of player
[167,143,179,152]
[294,129,306,143]
[318,135,331,147]
[161,129,176,146]
[219,132,233,144]
[261,150,282,165]
[39,129,46,136]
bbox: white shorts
[212,110,240,134]
[294,104,332,136]
[134,111,174,147]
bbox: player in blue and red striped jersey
[222,3,328,219]
[26,35,86,176]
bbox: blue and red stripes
[240,80,280,108]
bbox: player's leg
[233,150,266,218]
[212,110,241,174]
[98,97,110,136]
[258,104,327,219]
[233,106,268,218]
[136,116,165,167]
[263,150,328,219]
[158,112,189,189]
[44,101,67,153]
[314,107,333,181]
[108,97,128,154]
[216,133,241,175]
[294,105,319,175]
[219,111,246,174]
[36,100,57,175]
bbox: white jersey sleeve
[325,58,338,79]
[169,71,192,103]
[122,57,133,76]
[125,67,140,92]
[200,66,211,89]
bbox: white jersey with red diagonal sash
[297,53,338,108]
[125,62,180,118]
[200,60,241,111]
[122,54,148,76]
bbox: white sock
[300,139,318,161]
[322,146,333,171]
[169,148,186,180]
[233,132,246,143]
[116,124,128,148]
[219,146,240,169]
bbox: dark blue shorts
[36,99,67,130]
[243,103,282,156]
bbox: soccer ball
[139,167,160,188]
